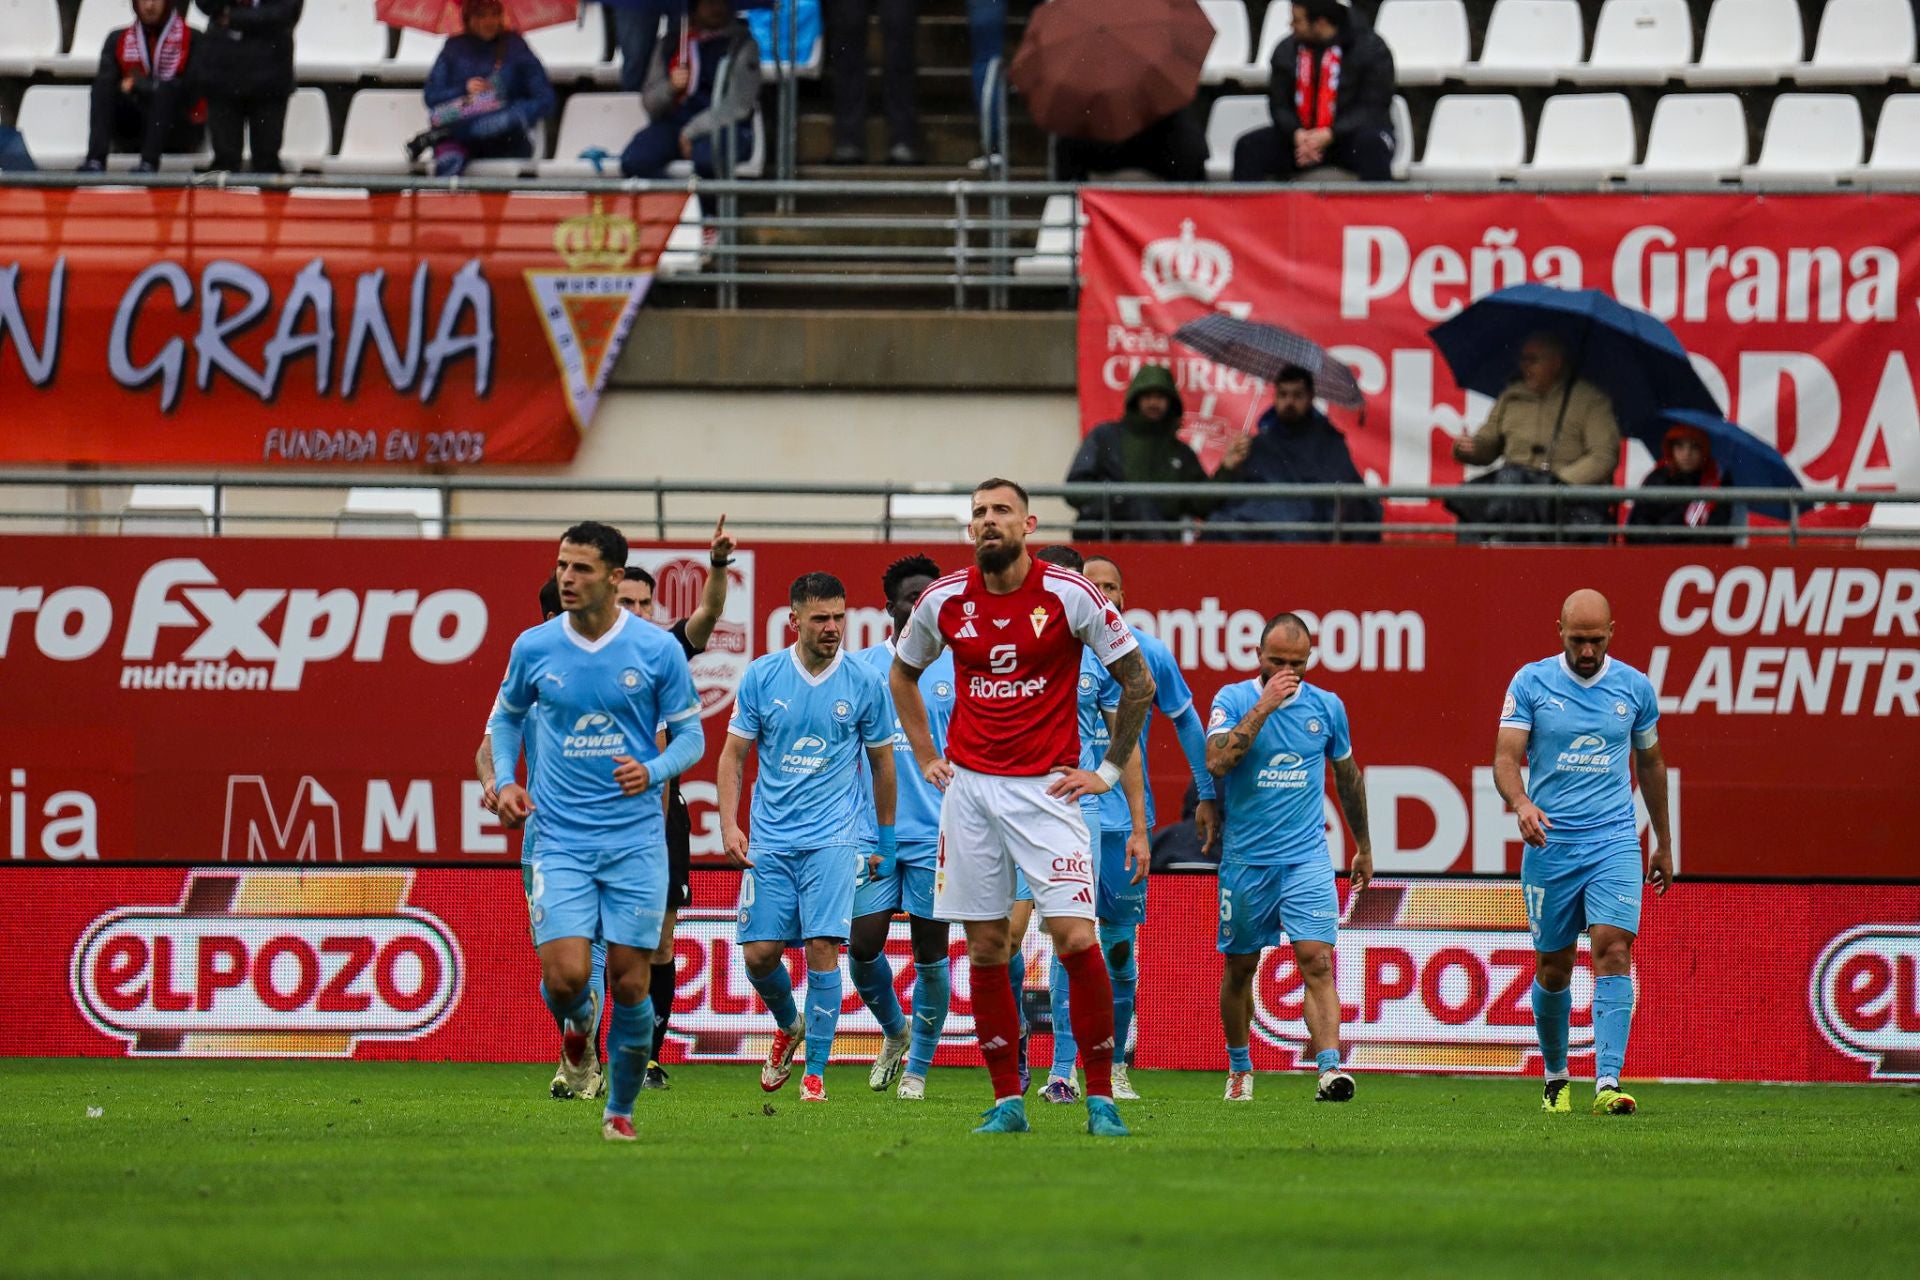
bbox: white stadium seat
[58,0,141,75]
[1683,0,1804,86]
[537,92,648,178]
[121,485,216,535]
[1523,92,1637,180]
[1372,0,1471,87]
[1410,94,1526,180]
[339,487,444,538]
[1013,193,1085,280]
[0,0,62,75]
[1628,93,1748,180]
[1244,0,1291,78]
[1794,0,1916,85]
[656,193,708,276]
[319,89,429,174]
[1389,95,1413,180]
[14,85,91,168]
[1862,95,1920,182]
[1740,93,1864,183]
[281,88,336,171]
[1203,94,1270,180]
[1459,0,1584,86]
[380,26,442,82]
[296,0,392,82]
[1198,0,1251,85]
[1568,0,1694,85]
[525,13,613,83]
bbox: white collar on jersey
[1558,653,1612,688]
[562,606,629,654]
[788,644,845,686]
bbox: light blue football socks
[804,967,844,1077]
[851,952,907,1039]
[604,999,656,1119]
[906,957,951,1077]
[1531,978,1572,1078]
[1592,974,1635,1089]
[748,964,800,1030]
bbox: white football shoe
[1111,1062,1141,1101]
[869,1032,911,1092]
[1224,1070,1254,1102]
[897,1072,927,1101]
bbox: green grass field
[2,1061,1915,1279]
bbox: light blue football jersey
[1499,654,1659,838]
[1208,678,1352,866]
[489,609,701,849]
[1096,630,1209,830]
[852,642,954,847]
[1074,648,1122,819]
[729,646,892,850]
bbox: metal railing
[3,474,1916,544]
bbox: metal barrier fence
[2,473,1916,543]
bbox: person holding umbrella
[620,0,761,178]
[1449,333,1622,533]
[1208,366,1382,543]
[1626,422,1735,543]
[1233,0,1397,183]
[411,0,557,175]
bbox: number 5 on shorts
[1219,888,1234,923]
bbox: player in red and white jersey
[891,477,1155,1138]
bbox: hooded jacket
[1209,405,1382,542]
[1627,429,1734,541]
[642,17,762,140]
[1065,365,1212,540]
[1266,8,1396,145]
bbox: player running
[489,523,707,1142]
[891,478,1155,1138]
[1206,613,1372,1104]
[849,556,959,1099]
[1496,589,1673,1117]
[1029,544,1147,1105]
[718,572,897,1103]
[1081,553,1219,1100]
[614,515,738,1090]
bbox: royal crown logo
[528,197,666,431]
[1140,219,1233,304]
[553,198,640,271]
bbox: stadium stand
[1521,91,1636,180]
[1627,92,1750,180]
[1740,91,1866,182]
[1683,0,1805,86]
[1373,0,1473,86]
[1203,94,1269,180]
[0,0,63,76]
[1794,0,1916,84]
[1459,0,1585,85]
[1566,0,1694,85]
[1409,93,1527,180]
[295,0,393,83]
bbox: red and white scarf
[1293,44,1343,130]
[117,12,190,82]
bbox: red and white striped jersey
[895,561,1137,776]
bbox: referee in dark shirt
[615,516,737,1089]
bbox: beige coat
[1457,377,1622,485]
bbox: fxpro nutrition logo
[1249,880,1611,1073]
[71,870,462,1056]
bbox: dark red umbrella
[1011,0,1214,143]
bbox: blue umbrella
[1643,408,1802,520]
[1427,283,1721,438]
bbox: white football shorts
[935,765,1096,922]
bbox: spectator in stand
[1626,422,1735,543]
[195,0,301,174]
[967,0,1006,170]
[604,0,680,94]
[1448,333,1622,535]
[1232,0,1396,183]
[0,126,33,172]
[1065,364,1213,540]
[1207,366,1382,542]
[620,0,761,178]
[411,0,557,176]
[82,0,204,174]
[1054,105,1207,183]
[824,0,920,165]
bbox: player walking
[1206,614,1372,1103]
[891,478,1155,1138]
[718,573,897,1103]
[1496,589,1673,1116]
[1082,553,1219,1100]
[489,523,707,1142]
[849,556,959,1099]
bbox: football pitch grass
[3,1061,1915,1279]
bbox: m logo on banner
[222,776,342,863]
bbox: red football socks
[1060,945,1116,1099]
[969,961,1024,1101]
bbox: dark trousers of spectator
[433,131,534,177]
[825,0,919,152]
[968,0,1005,151]
[610,7,679,95]
[206,85,290,173]
[1054,109,1206,182]
[88,83,201,168]
[621,116,753,178]
[1231,125,1394,182]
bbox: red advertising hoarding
[6,866,1916,1084]
[0,187,689,464]
[1077,191,1920,525]
[2,536,1915,878]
